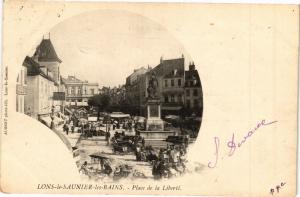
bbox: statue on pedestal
[147,73,158,99]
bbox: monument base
[146,118,164,131]
[139,130,175,140]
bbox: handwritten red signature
[208,119,278,168]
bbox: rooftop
[61,75,98,86]
[23,56,57,85]
[150,57,185,78]
[34,38,62,63]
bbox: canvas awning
[39,116,52,127]
[110,113,130,118]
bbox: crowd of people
[63,110,190,180]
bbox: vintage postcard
[0,1,298,196]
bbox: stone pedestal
[145,99,164,131]
[141,99,175,141]
[139,130,175,140]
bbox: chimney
[182,54,184,59]
[189,62,195,71]
[160,56,163,64]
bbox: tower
[33,35,62,84]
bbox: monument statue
[147,73,158,99]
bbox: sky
[43,9,192,87]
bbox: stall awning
[39,116,52,127]
[110,113,130,118]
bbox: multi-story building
[126,55,186,116]
[125,67,151,111]
[109,85,126,106]
[23,56,60,120]
[62,75,99,107]
[23,37,63,123]
[125,55,202,117]
[184,62,202,114]
[16,64,27,113]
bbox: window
[171,79,174,87]
[194,99,199,107]
[186,99,190,108]
[78,88,81,95]
[193,89,198,96]
[24,69,27,84]
[179,94,183,103]
[165,80,168,87]
[171,95,175,102]
[71,87,74,95]
[165,96,169,103]
[178,79,181,86]
[186,89,190,97]
[190,81,193,86]
[20,97,23,113]
[91,89,94,95]
[21,70,23,85]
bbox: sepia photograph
[2,1,298,196]
[16,9,203,182]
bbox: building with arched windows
[62,75,99,107]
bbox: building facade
[125,55,202,117]
[125,67,151,111]
[23,56,59,119]
[20,37,65,128]
[184,63,202,114]
[125,55,186,116]
[62,75,99,107]
[16,64,27,113]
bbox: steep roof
[185,69,201,87]
[164,68,184,78]
[150,57,184,77]
[23,56,57,84]
[34,39,62,63]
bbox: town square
[16,14,203,181]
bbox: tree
[88,94,111,120]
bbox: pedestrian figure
[71,125,74,134]
[103,162,113,175]
[152,160,160,179]
[141,137,145,147]
[79,161,88,175]
[106,131,111,145]
[66,125,69,135]
[63,123,67,132]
